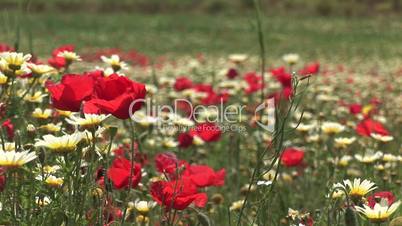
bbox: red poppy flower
[174,77,193,91]
[1,119,14,141]
[106,157,142,189]
[182,163,225,187]
[178,133,194,148]
[226,68,239,79]
[190,123,221,142]
[46,74,95,112]
[244,72,264,94]
[281,147,304,167]
[299,63,320,76]
[355,118,389,137]
[83,74,146,119]
[150,178,208,210]
[367,191,395,208]
[271,67,292,87]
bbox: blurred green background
[0,0,401,60]
[1,0,401,16]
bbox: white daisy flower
[57,51,81,62]
[100,54,128,71]
[65,113,109,129]
[282,53,300,65]
[355,199,400,223]
[35,133,82,153]
[0,150,37,168]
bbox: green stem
[121,120,137,224]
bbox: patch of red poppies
[47,72,146,119]
[355,118,389,137]
[151,152,225,210]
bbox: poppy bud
[107,126,118,139]
[211,193,224,205]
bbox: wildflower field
[0,3,402,226]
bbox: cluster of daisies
[333,178,400,223]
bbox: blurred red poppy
[226,68,238,79]
[244,72,264,94]
[174,77,193,91]
[190,123,221,142]
[200,90,229,105]
[0,43,14,52]
[355,118,389,136]
[178,132,194,148]
[299,62,320,76]
[107,157,142,189]
[271,66,292,87]
[150,178,207,210]
[182,163,225,188]
[348,103,362,115]
[1,119,14,141]
[281,147,305,167]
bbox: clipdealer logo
[128,98,275,133]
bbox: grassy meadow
[1,11,401,60]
